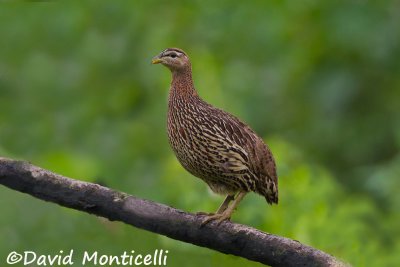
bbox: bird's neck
[170,67,198,99]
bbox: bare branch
[0,157,346,267]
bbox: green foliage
[0,1,399,266]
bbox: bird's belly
[168,130,219,180]
[167,120,253,194]
[171,146,240,195]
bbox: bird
[152,48,278,225]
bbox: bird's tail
[263,179,278,205]
[265,192,278,205]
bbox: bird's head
[152,48,190,72]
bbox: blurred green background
[0,1,399,266]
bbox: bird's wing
[208,106,278,193]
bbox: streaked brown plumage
[152,48,278,224]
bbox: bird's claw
[200,213,231,226]
[195,211,214,216]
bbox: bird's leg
[201,192,247,226]
[216,194,235,214]
[196,194,235,216]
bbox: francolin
[152,48,278,225]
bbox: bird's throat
[170,68,198,98]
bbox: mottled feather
[157,47,278,206]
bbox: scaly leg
[201,192,247,226]
[196,194,235,216]
[216,194,235,214]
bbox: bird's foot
[200,212,231,226]
[195,211,214,216]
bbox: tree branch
[0,157,346,267]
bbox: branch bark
[0,157,346,267]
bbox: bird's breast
[167,99,250,182]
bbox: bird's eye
[170,54,177,58]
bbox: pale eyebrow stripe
[163,51,183,57]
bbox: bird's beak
[151,56,163,64]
